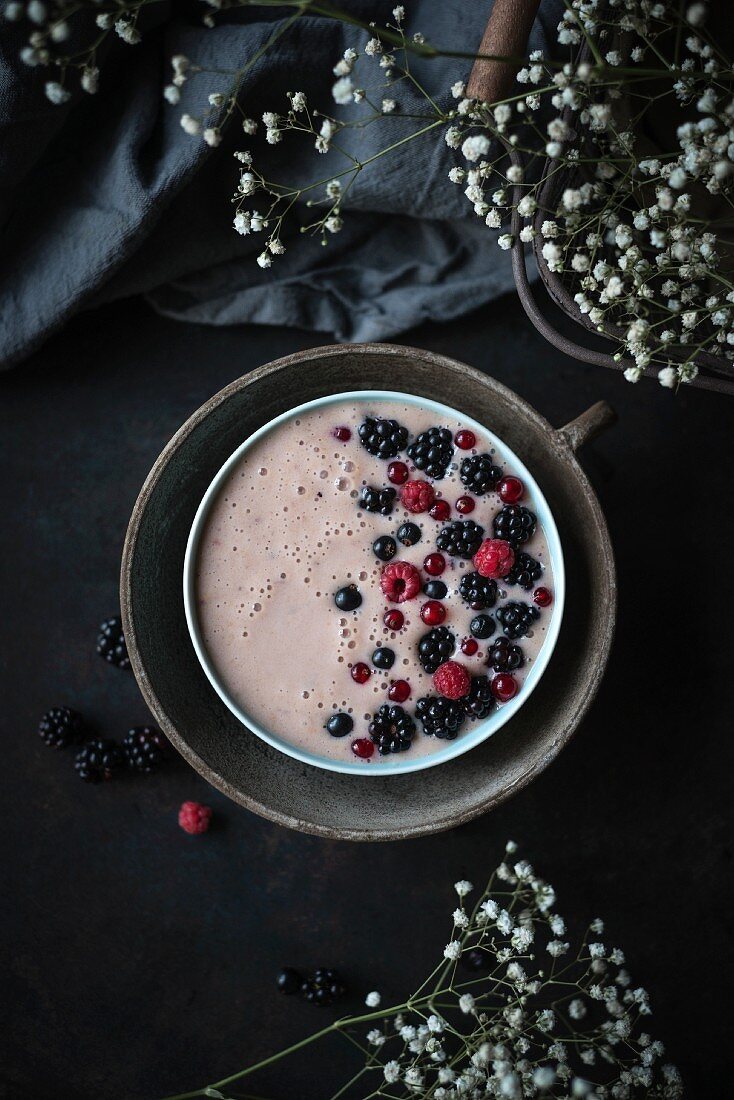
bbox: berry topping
[418,626,456,673]
[433,660,471,700]
[351,737,375,759]
[373,535,397,562]
[455,429,476,450]
[360,485,397,515]
[458,571,498,610]
[332,426,351,442]
[396,521,422,546]
[96,615,131,670]
[460,454,503,495]
[380,560,421,603]
[38,706,87,749]
[504,551,543,589]
[123,726,168,773]
[423,552,446,576]
[436,520,485,559]
[473,538,515,579]
[326,712,354,738]
[470,614,496,639]
[493,504,537,547]
[75,739,124,784]
[491,674,518,703]
[533,586,553,607]
[387,460,409,484]
[277,967,302,995]
[461,637,479,656]
[423,579,448,600]
[429,499,451,522]
[388,679,411,703]
[455,496,475,514]
[383,608,404,631]
[407,426,455,479]
[334,584,362,611]
[462,675,495,720]
[487,636,524,672]
[178,801,213,835]
[301,967,346,1005]
[401,479,435,513]
[372,646,395,670]
[496,600,540,639]
[358,416,409,459]
[421,600,446,626]
[415,695,466,740]
[498,475,524,503]
[369,704,416,754]
[351,662,371,684]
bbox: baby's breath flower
[454,879,473,898]
[443,941,461,961]
[365,990,381,1007]
[180,114,201,136]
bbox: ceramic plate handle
[557,401,617,453]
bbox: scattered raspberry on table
[178,801,213,835]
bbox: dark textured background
[2,295,732,1099]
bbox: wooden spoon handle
[466,0,541,104]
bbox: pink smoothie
[194,398,554,764]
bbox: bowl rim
[182,387,566,776]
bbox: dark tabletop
[2,294,732,1100]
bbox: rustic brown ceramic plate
[121,343,616,841]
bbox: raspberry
[380,561,421,603]
[178,801,212,835]
[473,538,515,579]
[401,479,435,514]
[433,660,471,700]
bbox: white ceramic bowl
[183,390,565,776]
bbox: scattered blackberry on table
[417,626,456,674]
[38,706,87,749]
[123,726,167,773]
[359,485,396,515]
[358,416,409,459]
[460,453,503,495]
[496,601,540,639]
[423,579,448,600]
[326,712,354,738]
[368,704,416,754]
[493,504,537,547]
[334,584,362,611]
[75,738,125,783]
[96,615,131,670]
[407,426,454,479]
[396,521,422,546]
[372,535,397,562]
[436,519,485,559]
[503,551,543,589]
[301,967,347,1006]
[459,571,498,610]
[277,967,302,995]
[415,695,466,740]
[470,613,495,640]
[487,636,525,672]
[462,948,491,972]
[372,646,395,670]
[462,675,495,720]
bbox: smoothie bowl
[183,391,565,776]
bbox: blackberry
[359,485,396,515]
[504,551,543,589]
[417,626,456,674]
[368,704,416,754]
[459,571,498,610]
[75,738,125,783]
[38,706,88,749]
[407,426,454,479]
[462,675,495,720]
[372,646,395,670]
[470,614,495,639]
[373,535,397,562]
[326,712,354,738]
[460,453,503,495]
[462,948,492,972]
[496,601,540,639]
[123,726,167,773]
[358,416,409,459]
[487,636,524,672]
[423,579,448,600]
[436,520,485,559]
[301,967,346,1006]
[96,615,131,670]
[493,505,537,547]
[335,585,362,611]
[396,522,422,546]
[415,695,466,740]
